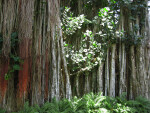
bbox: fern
[10,93,150,113]
[0,108,6,113]
[127,96,150,113]
[58,99,73,113]
[40,100,59,113]
[18,102,39,113]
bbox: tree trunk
[105,48,110,96]
[97,61,104,93]
[110,44,116,97]
[60,27,72,100]
[17,0,34,107]
[130,45,138,99]
[119,43,127,95]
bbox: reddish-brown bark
[18,59,29,98]
[0,61,9,99]
[17,36,32,100]
[17,0,34,100]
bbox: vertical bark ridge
[17,0,34,107]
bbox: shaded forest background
[0,0,150,111]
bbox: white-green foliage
[94,7,123,45]
[65,30,103,72]
[62,4,144,75]
[63,7,123,73]
[62,7,91,35]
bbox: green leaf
[13,57,20,62]
[88,54,92,59]
[103,8,108,12]
[13,64,21,70]
[10,70,15,73]
[93,42,97,47]
[98,12,103,17]
[4,74,9,80]
[65,44,68,47]
[111,0,116,3]
[11,32,18,38]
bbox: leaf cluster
[65,30,103,73]
[61,7,91,35]
[62,1,147,75]
[0,32,22,80]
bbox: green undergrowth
[11,93,150,113]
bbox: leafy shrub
[15,102,39,113]
[61,7,91,36]
[65,30,103,73]
[0,108,5,113]
[10,93,150,113]
[127,96,150,113]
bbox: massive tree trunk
[17,0,34,108]
[0,0,72,111]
